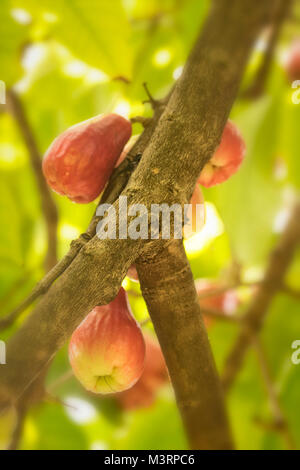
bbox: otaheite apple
[43,113,132,203]
[69,288,145,394]
[198,120,246,187]
[117,334,169,410]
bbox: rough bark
[242,0,293,99]
[137,241,233,450]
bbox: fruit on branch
[69,288,145,394]
[116,334,169,410]
[115,134,140,167]
[284,39,300,83]
[198,121,246,188]
[195,279,238,327]
[43,114,132,203]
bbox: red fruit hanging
[43,113,132,203]
[69,288,145,394]
[198,120,246,188]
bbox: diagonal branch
[253,336,296,450]
[6,89,58,272]
[222,202,300,392]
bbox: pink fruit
[43,114,132,203]
[116,334,168,410]
[69,288,145,394]
[198,121,246,188]
[195,279,238,328]
[284,39,300,83]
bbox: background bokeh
[0,0,300,450]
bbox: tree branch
[6,89,58,272]
[242,0,292,99]
[0,86,169,333]
[0,3,274,449]
[222,202,300,392]
[136,241,234,449]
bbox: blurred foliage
[0,0,299,450]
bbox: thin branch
[281,284,300,300]
[137,240,234,450]
[0,93,169,333]
[222,202,300,392]
[253,336,296,450]
[6,89,58,272]
[130,116,153,127]
[0,272,30,313]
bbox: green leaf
[15,0,132,77]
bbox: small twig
[111,75,131,84]
[242,0,293,99]
[0,236,91,332]
[253,336,296,450]
[44,393,76,410]
[47,370,74,394]
[142,82,166,111]
[0,272,31,313]
[130,116,153,127]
